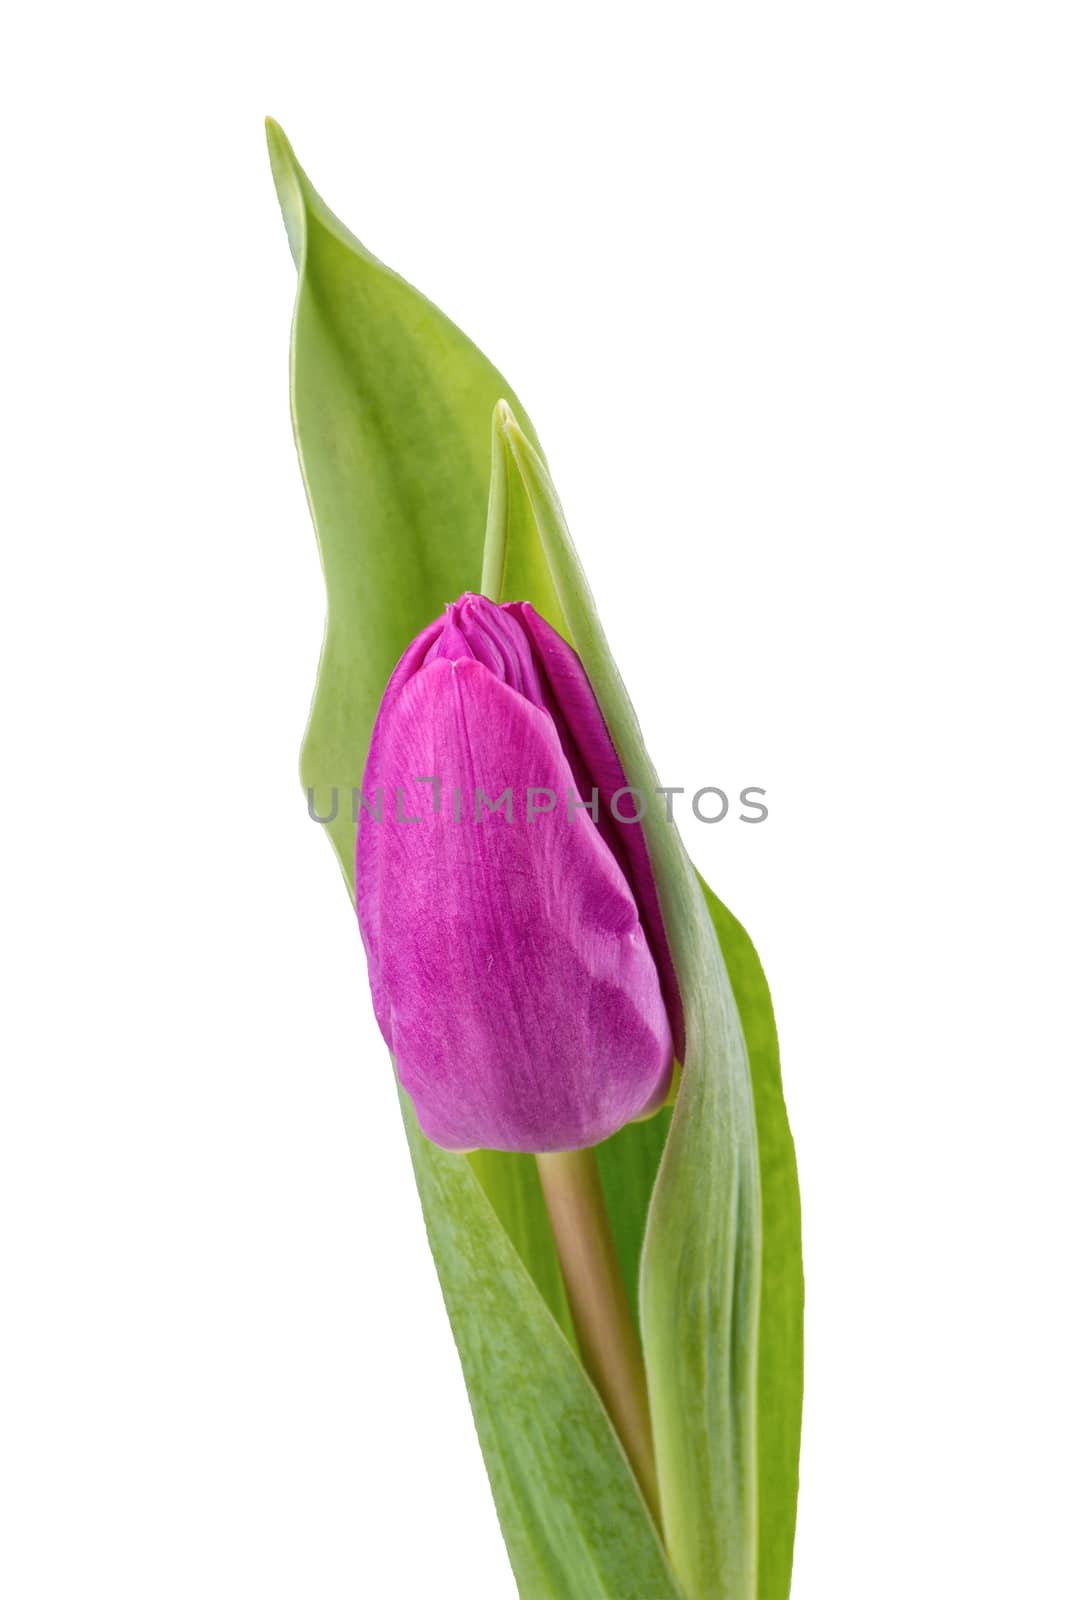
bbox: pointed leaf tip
[264,117,307,269]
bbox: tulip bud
[355,593,682,1153]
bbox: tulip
[356,593,682,1152]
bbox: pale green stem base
[536,1149,661,1525]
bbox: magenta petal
[356,654,673,1152]
[506,602,685,1060]
[356,611,450,1047]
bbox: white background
[2,4,1064,1596]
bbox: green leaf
[267,121,677,1593]
[482,404,568,637]
[401,1091,683,1600]
[465,1148,576,1349]
[702,883,803,1600]
[265,117,543,886]
[491,407,804,1598]
[489,410,769,1600]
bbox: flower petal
[357,655,672,1151]
[508,602,685,1058]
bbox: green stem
[536,1149,661,1525]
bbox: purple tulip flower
[356,594,682,1153]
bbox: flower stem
[536,1148,661,1525]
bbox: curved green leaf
[402,1092,683,1600]
[265,117,543,883]
[267,122,679,1594]
[702,883,803,1600]
[490,412,762,1599]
